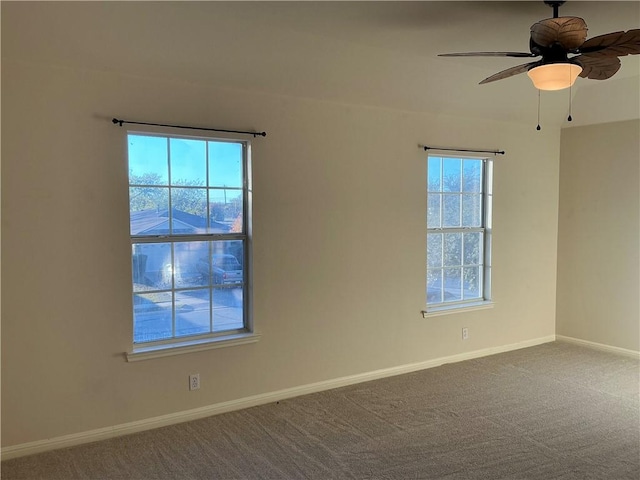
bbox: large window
[427,155,492,310]
[128,132,251,347]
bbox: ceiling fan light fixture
[527,63,582,91]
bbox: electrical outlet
[462,328,469,340]
[189,373,200,391]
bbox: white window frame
[125,127,259,361]
[425,155,493,316]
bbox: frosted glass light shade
[527,63,583,91]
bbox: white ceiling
[2,1,639,127]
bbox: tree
[129,172,166,212]
[171,179,206,215]
[209,190,242,223]
[230,214,243,233]
[129,172,206,216]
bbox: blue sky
[428,156,482,193]
[128,134,242,187]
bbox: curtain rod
[419,145,505,155]
[112,118,267,138]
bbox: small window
[427,155,492,311]
[128,132,251,347]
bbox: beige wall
[557,120,640,351]
[1,60,560,448]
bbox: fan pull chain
[567,72,573,122]
[536,89,541,131]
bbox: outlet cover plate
[189,373,200,391]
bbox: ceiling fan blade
[573,55,621,80]
[479,61,541,85]
[531,17,588,49]
[438,52,537,58]
[578,29,640,57]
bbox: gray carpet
[2,342,639,479]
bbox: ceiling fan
[439,0,640,91]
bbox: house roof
[130,209,230,236]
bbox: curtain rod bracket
[112,118,266,138]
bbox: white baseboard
[555,335,640,359]
[1,335,555,461]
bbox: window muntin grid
[128,132,250,345]
[427,156,492,308]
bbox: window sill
[126,332,261,362]
[422,301,494,318]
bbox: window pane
[443,232,462,266]
[427,193,441,228]
[463,266,481,299]
[462,194,482,227]
[128,135,168,185]
[132,243,172,290]
[209,142,243,188]
[212,241,244,285]
[174,241,209,288]
[220,240,244,268]
[443,158,461,192]
[170,138,206,186]
[427,233,443,268]
[427,157,442,191]
[199,241,244,286]
[443,195,461,227]
[209,189,243,233]
[132,252,148,287]
[427,269,443,304]
[444,267,462,301]
[463,232,483,266]
[213,287,243,331]
[129,187,170,236]
[171,188,208,234]
[133,292,173,343]
[175,289,211,337]
[463,159,482,192]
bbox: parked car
[198,254,243,285]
